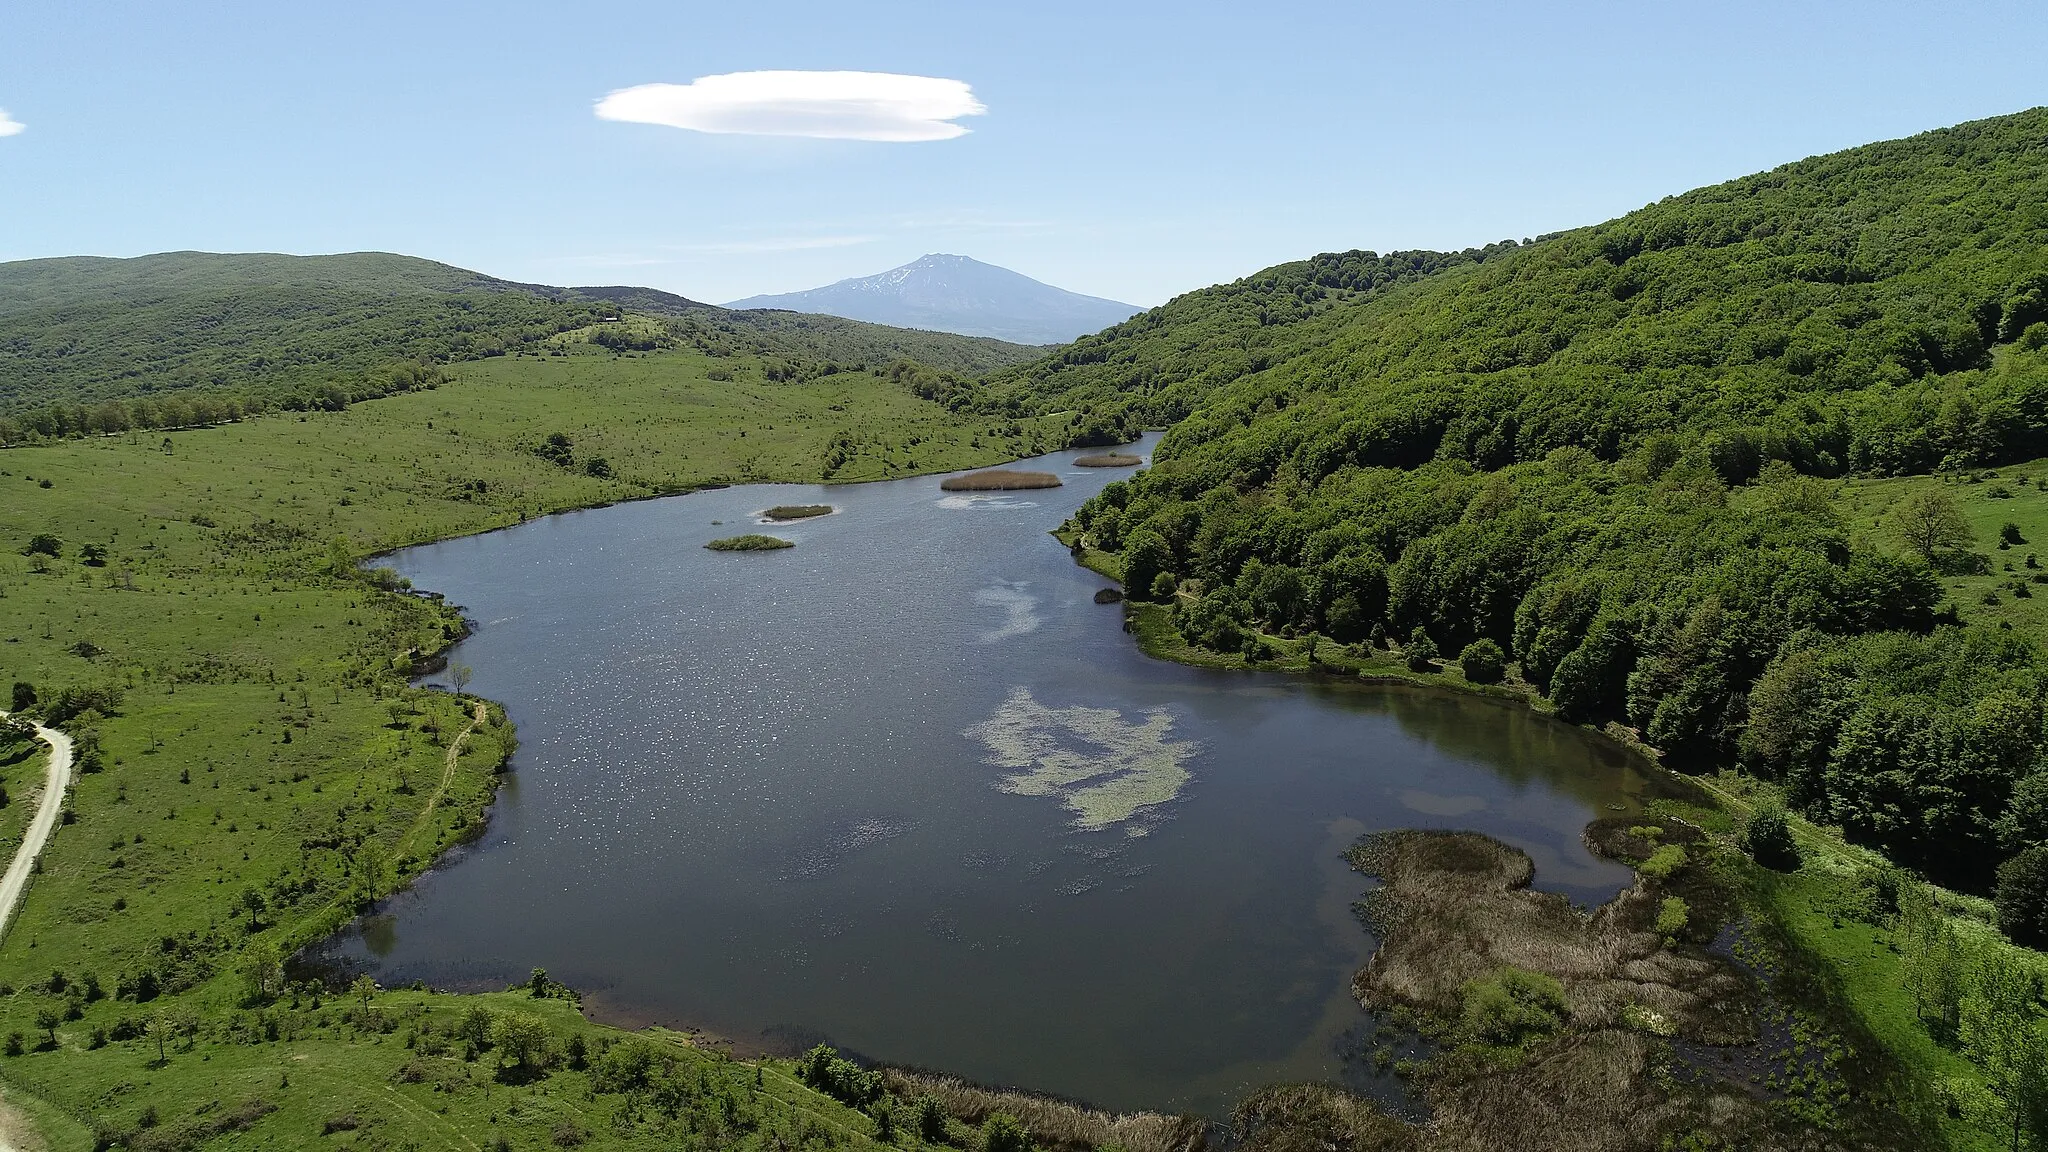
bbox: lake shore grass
[878,1068,1203,1152]
[940,468,1063,491]
[1072,453,1142,468]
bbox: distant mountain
[726,254,1143,345]
[0,251,1040,413]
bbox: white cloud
[595,71,985,142]
[0,110,23,138]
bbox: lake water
[336,435,1653,1116]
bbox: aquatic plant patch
[966,687,1197,832]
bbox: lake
[334,434,1654,1116]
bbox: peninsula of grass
[706,533,795,551]
[1073,452,1142,467]
[761,503,834,521]
[940,468,1063,491]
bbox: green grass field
[1676,771,2048,1152]
[0,744,46,867]
[0,986,901,1152]
[1838,464,2048,632]
[0,341,1059,1148]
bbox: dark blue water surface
[341,435,1650,1115]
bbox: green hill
[0,251,1040,430]
[1054,108,2048,887]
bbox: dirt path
[397,700,486,858]
[0,712,73,943]
[0,713,73,1152]
[0,1091,39,1152]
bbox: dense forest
[0,251,1039,442]
[1057,108,2048,890]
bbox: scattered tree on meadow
[1891,488,1976,562]
[490,1014,552,1072]
[1960,949,2048,1152]
[1898,881,1968,1039]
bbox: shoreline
[1060,524,1676,780]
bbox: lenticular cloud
[595,71,985,142]
[0,110,23,138]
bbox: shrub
[1996,847,2048,947]
[912,1096,948,1143]
[1404,627,1440,672]
[799,1045,881,1108]
[1638,844,1688,880]
[589,1040,658,1094]
[1458,638,1506,683]
[982,1113,1031,1152]
[1741,805,1802,870]
[1458,967,1567,1047]
[871,1096,896,1142]
[1149,571,1178,601]
[41,683,123,726]
[1655,896,1690,941]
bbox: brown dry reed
[939,469,1064,491]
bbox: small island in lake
[761,504,833,521]
[1074,452,1142,468]
[940,469,1063,491]
[705,534,795,551]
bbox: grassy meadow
[1838,464,2048,633]
[0,341,1060,1148]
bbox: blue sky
[4,1,2045,306]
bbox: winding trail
[397,700,486,858]
[0,712,73,943]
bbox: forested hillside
[1059,108,2048,888]
[0,251,1040,439]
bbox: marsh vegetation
[1227,823,1929,1150]
[762,504,834,521]
[706,534,796,551]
